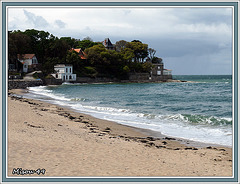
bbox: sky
[8,7,233,75]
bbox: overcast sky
[8,7,233,75]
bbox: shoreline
[10,88,230,149]
[7,88,233,176]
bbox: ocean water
[26,75,233,146]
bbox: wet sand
[7,89,232,177]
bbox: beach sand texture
[7,90,232,177]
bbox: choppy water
[26,75,233,146]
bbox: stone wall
[129,73,150,81]
[76,77,119,83]
[44,78,63,85]
[151,75,172,82]
[8,80,43,90]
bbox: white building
[52,64,76,81]
[17,54,38,73]
[163,69,172,75]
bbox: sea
[24,75,233,147]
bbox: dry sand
[7,89,232,177]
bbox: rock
[105,127,111,130]
[165,137,176,140]
[162,141,167,145]
[103,130,110,133]
[156,145,166,149]
[69,116,76,120]
[139,140,148,143]
[147,142,155,146]
[146,137,155,141]
[184,147,198,150]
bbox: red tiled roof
[80,56,87,59]
[70,48,87,60]
[17,54,36,60]
[164,69,172,71]
[72,48,81,53]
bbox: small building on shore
[52,64,76,82]
[150,59,172,81]
[103,38,115,50]
[17,54,38,73]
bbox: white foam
[28,86,71,102]
[27,86,232,146]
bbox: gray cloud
[23,10,49,28]
[54,19,66,28]
[172,8,232,25]
[8,7,232,75]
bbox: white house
[52,64,76,81]
[163,69,172,75]
[17,54,38,73]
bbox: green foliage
[129,62,144,73]
[152,57,163,63]
[83,66,98,77]
[115,40,128,52]
[66,51,82,65]
[42,57,60,75]
[60,37,78,48]
[8,29,162,80]
[142,62,153,72]
[148,48,156,62]
[76,39,101,50]
[126,41,148,62]
[120,48,135,62]
[85,44,106,65]
[123,65,130,73]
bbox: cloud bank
[8,7,233,75]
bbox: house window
[66,68,68,73]
[157,71,161,75]
[56,74,58,78]
[66,75,68,80]
[69,75,72,80]
[70,68,71,73]
[158,66,160,69]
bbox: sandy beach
[7,89,232,177]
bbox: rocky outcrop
[8,80,43,90]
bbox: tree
[142,62,153,72]
[83,36,93,42]
[131,40,142,43]
[85,44,125,78]
[115,40,128,52]
[148,48,156,62]
[8,31,32,62]
[152,57,163,63]
[120,48,135,62]
[76,39,100,50]
[66,50,82,64]
[65,50,86,76]
[126,41,148,62]
[23,29,54,64]
[47,38,70,59]
[85,44,106,65]
[60,37,78,48]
